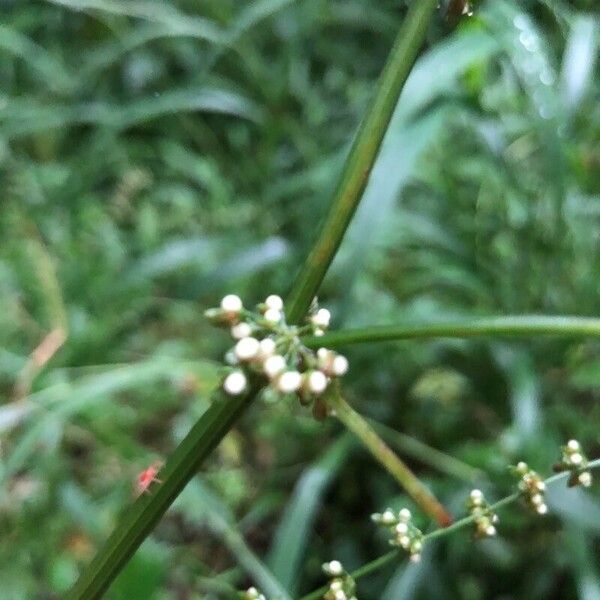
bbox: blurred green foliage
[0,0,599,598]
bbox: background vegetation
[1,0,599,598]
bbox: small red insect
[135,461,163,496]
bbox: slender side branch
[302,316,600,348]
[285,0,439,323]
[298,458,600,600]
[326,385,452,527]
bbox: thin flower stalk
[298,458,600,600]
[325,384,452,527]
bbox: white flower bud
[265,295,284,311]
[259,337,277,357]
[395,523,408,535]
[578,471,592,487]
[399,535,410,548]
[334,591,346,600]
[223,371,247,395]
[381,509,396,524]
[332,355,349,376]
[264,355,286,378]
[536,503,548,515]
[327,560,343,576]
[330,581,343,592]
[307,370,328,394]
[264,308,282,323]
[231,322,252,339]
[311,308,331,328]
[399,508,412,522]
[235,337,260,361]
[530,493,543,506]
[485,525,497,536]
[536,481,546,491]
[314,328,325,337]
[569,452,583,466]
[470,489,483,503]
[317,348,330,361]
[567,439,580,452]
[220,294,242,313]
[409,553,421,563]
[277,371,302,393]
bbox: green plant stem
[68,3,441,595]
[302,316,600,348]
[298,458,600,600]
[326,385,452,527]
[66,387,254,600]
[285,0,438,324]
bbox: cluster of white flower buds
[206,294,348,416]
[371,508,423,563]
[322,560,357,600]
[241,586,266,600]
[467,489,499,538]
[553,439,593,488]
[511,462,547,515]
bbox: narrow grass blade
[368,420,481,483]
[1,87,262,139]
[267,434,354,594]
[177,480,292,600]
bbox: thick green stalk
[327,386,452,527]
[298,458,600,600]
[66,388,253,599]
[285,0,439,324]
[302,316,600,348]
[68,3,440,596]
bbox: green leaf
[46,0,224,43]
[267,434,354,594]
[0,87,263,139]
[177,480,292,600]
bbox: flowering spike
[322,561,357,600]
[554,439,593,488]
[511,462,548,515]
[206,296,347,414]
[467,489,498,538]
[372,507,423,562]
